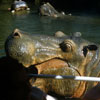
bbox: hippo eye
[60,40,76,52]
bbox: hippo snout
[12,28,22,38]
[5,29,35,67]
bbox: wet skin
[39,2,65,17]
[10,0,28,12]
[5,29,100,98]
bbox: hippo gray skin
[5,29,100,99]
[9,0,30,13]
[39,2,66,17]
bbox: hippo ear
[72,32,82,38]
[60,39,76,52]
[83,45,98,57]
[55,31,67,37]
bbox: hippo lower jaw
[32,58,82,97]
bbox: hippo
[39,2,66,17]
[8,0,30,13]
[5,29,100,99]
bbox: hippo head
[5,29,35,67]
[39,2,60,17]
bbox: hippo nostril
[12,28,22,38]
[14,32,19,36]
[13,32,21,38]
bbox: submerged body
[5,29,100,98]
